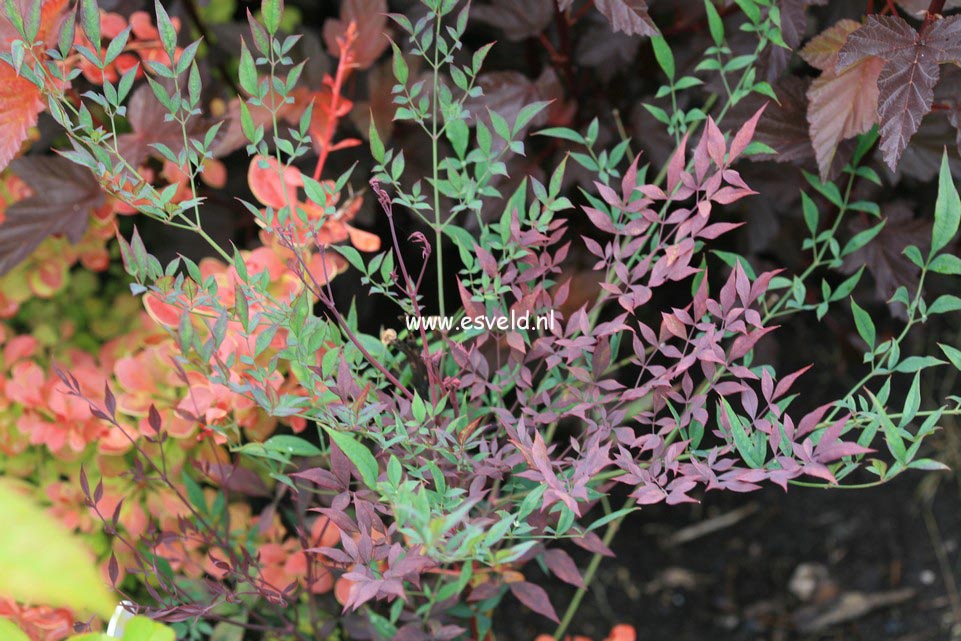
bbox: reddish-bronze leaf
[838,14,961,170]
[0,156,104,275]
[729,76,814,164]
[0,0,70,171]
[0,73,44,172]
[802,20,882,179]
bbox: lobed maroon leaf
[838,14,961,170]
[0,156,103,275]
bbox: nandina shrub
[1,0,961,640]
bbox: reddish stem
[312,23,358,181]
[571,0,595,23]
[923,0,947,30]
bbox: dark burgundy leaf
[895,0,961,14]
[576,22,640,80]
[841,201,931,315]
[200,462,272,497]
[465,69,558,133]
[593,0,658,37]
[838,14,961,170]
[0,156,103,275]
[473,0,553,41]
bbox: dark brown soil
[499,474,961,641]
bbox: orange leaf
[346,224,381,252]
[248,155,303,209]
[143,292,183,328]
[603,625,636,641]
[0,71,43,171]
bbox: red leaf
[772,364,812,400]
[509,581,559,622]
[0,156,103,275]
[704,117,726,167]
[838,14,961,170]
[583,206,618,234]
[729,104,766,162]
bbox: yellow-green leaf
[0,482,115,619]
[0,617,33,641]
[121,616,176,641]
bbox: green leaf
[894,356,946,373]
[264,434,322,457]
[513,101,550,136]
[82,0,101,49]
[2,0,25,38]
[842,221,884,257]
[153,0,177,56]
[121,616,176,641]
[801,191,818,234]
[238,40,258,95]
[369,117,385,163]
[0,482,116,619]
[928,295,961,315]
[929,253,961,275]
[535,127,584,144]
[908,458,950,471]
[870,392,906,464]
[390,41,409,84]
[900,372,921,427]
[721,398,765,469]
[445,118,469,159]
[931,150,961,257]
[704,0,725,45]
[333,245,367,273]
[321,426,379,489]
[850,299,875,348]
[0,619,32,641]
[261,0,282,34]
[939,343,961,371]
[650,35,675,80]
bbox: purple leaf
[544,548,585,588]
[510,580,560,622]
